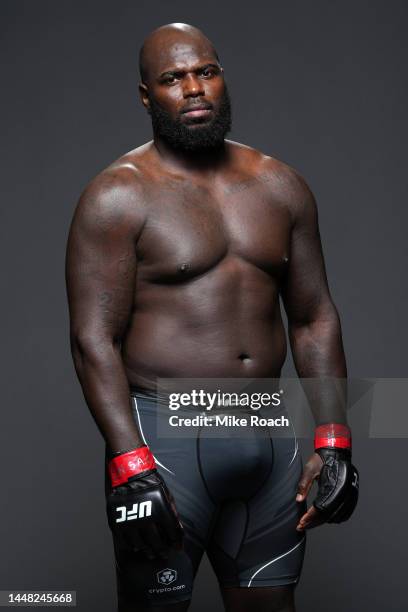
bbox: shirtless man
[66,22,358,612]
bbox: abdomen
[122,255,287,386]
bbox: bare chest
[136,180,292,282]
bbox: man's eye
[163,76,177,84]
[201,68,215,78]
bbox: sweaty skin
[66,23,348,610]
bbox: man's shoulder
[228,140,308,189]
[227,140,314,214]
[74,144,153,229]
[86,141,153,192]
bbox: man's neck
[152,135,229,177]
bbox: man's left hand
[296,452,326,531]
[296,448,359,531]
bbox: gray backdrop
[1,1,407,610]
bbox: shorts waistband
[130,386,171,406]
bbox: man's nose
[182,74,205,97]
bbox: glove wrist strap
[108,446,156,487]
[314,423,351,450]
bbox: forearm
[71,335,143,453]
[288,310,348,425]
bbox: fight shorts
[105,388,306,607]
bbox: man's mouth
[181,104,213,120]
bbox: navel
[238,353,251,362]
[179,263,190,273]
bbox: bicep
[66,180,141,342]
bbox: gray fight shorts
[106,388,306,607]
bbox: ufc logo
[115,501,152,523]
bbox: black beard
[149,86,232,152]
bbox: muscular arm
[65,168,146,452]
[278,171,359,530]
[281,173,347,425]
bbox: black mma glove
[313,424,359,523]
[106,446,183,558]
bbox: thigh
[207,435,306,589]
[221,585,295,612]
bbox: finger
[160,507,184,546]
[296,506,325,531]
[156,522,182,554]
[296,468,316,501]
[161,522,184,550]
[296,508,313,531]
[120,528,144,553]
[297,506,316,531]
[135,539,155,561]
[166,492,185,538]
[140,523,169,559]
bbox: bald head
[139,22,220,84]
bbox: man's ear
[139,82,150,113]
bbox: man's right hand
[106,446,183,559]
